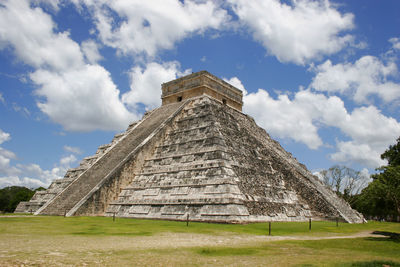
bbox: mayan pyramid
[16,71,364,223]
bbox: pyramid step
[154,143,227,157]
[37,102,185,216]
[111,197,245,205]
[122,178,238,190]
[139,164,234,176]
[123,179,237,190]
[167,124,211,135]
[145,148,229,162]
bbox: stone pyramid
[16,71,364,223]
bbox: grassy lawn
[0,215,399,266]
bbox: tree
[319,165,368,204]
[353,137,400,221]
[0,186,35,213]
[372,165,400,218]
[381,137,400,166]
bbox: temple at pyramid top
[161,70,243,111]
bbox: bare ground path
[108,230,385,249]
[0,230,393,267]
[0,230,385,251]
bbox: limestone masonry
[16,71,364,223]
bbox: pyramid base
[104,202,315,223]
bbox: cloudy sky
[0,0,399,188]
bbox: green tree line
[0,186,44,213]
[352,137,400,221]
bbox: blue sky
[0,0,399,188]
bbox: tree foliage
[353,137,400,221]
[381,137,400,167]
[319,165,368,204]
[0,186,36,213]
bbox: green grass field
[0,215,399,266]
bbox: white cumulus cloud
[122,62,191,110]
[0,129,11,145]
[0,0,83,71]
[0,0,134,132]
[224,77,247,94]
[228,0,355,64]
[76,0,229,57]
[31,0,61,12]
[389,37,400,50]
[238,80,400,168]
[330,141,384,168]
[0,129,78,188]
[63,145,83,154]
[310,56,400,103]
[59,154,77,167]
[244,89,323,149]
[0,129,18,177]
[81,39,103,64]
[31,65,134,131]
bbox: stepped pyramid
[16,71,364,223]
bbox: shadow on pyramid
[16,71,364,223]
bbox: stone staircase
[15,152,109,213]
[37,102,184,216]
[106,97,316,222]
[16,120,142,214]
[106,97,250,222]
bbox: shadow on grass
[300,261,400,267]
[371,231,400,242]
[341,260,400,267]
[362,231,400,244]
